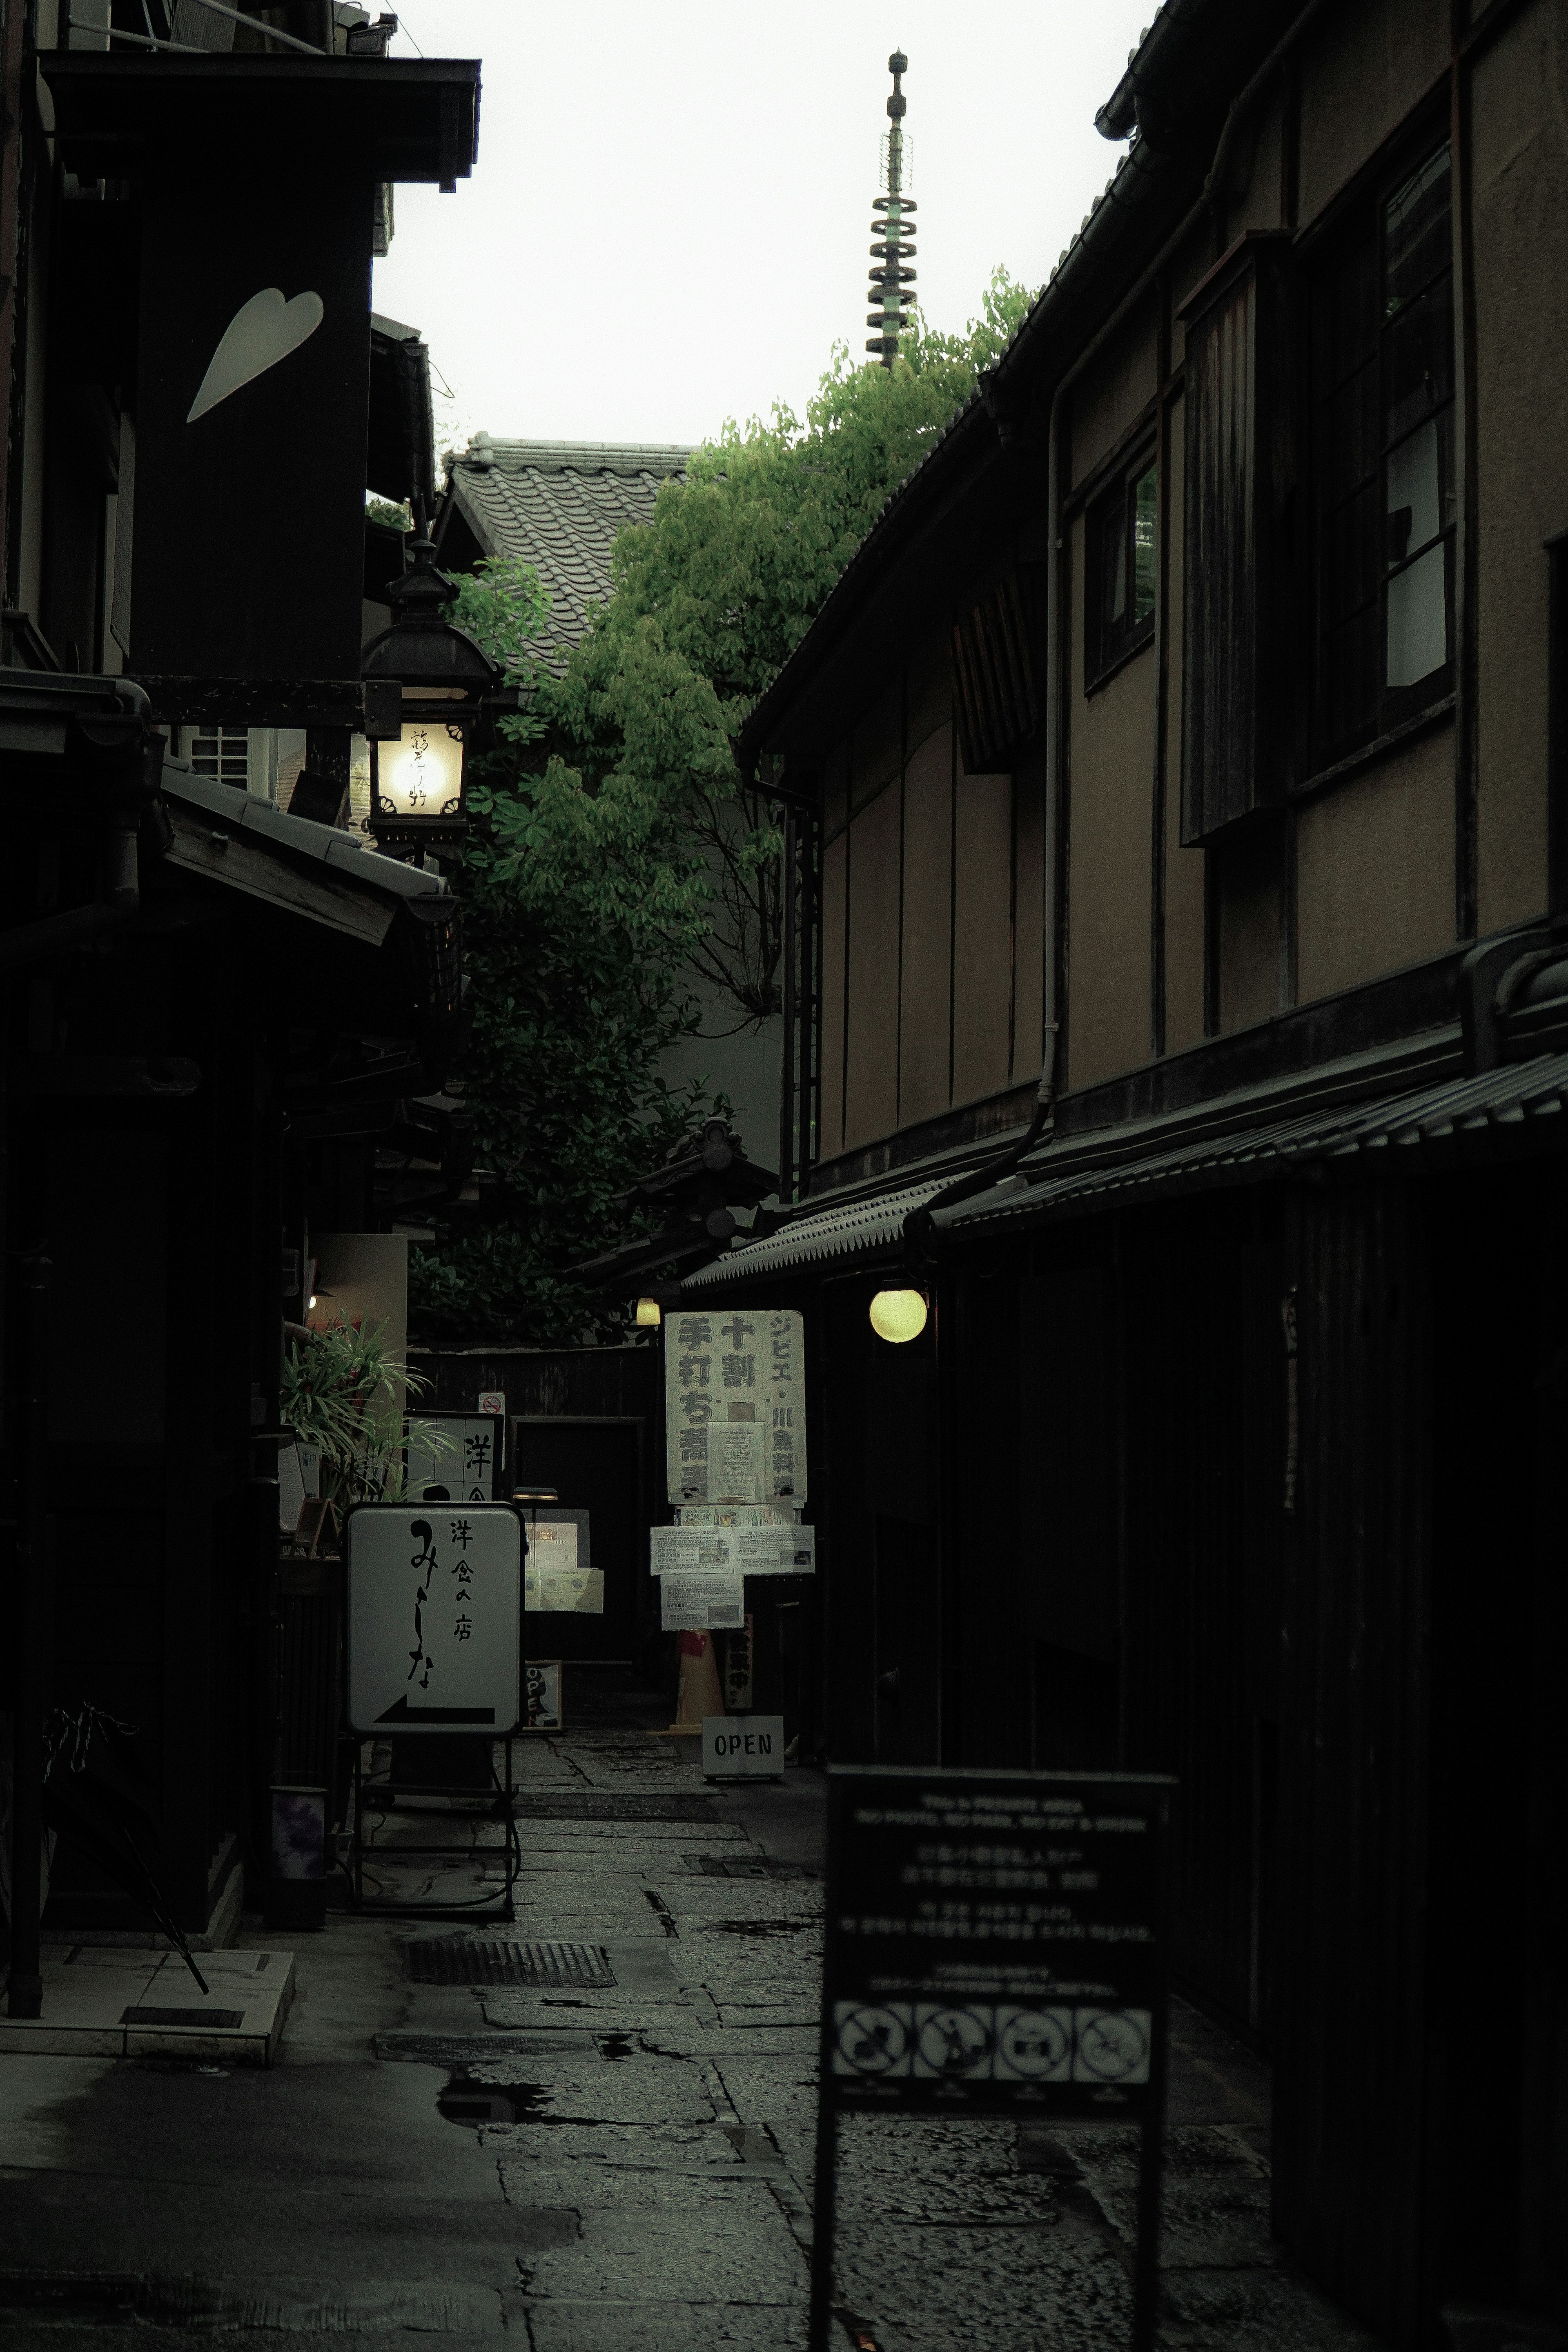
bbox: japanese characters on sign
[665,1309,807,1507]
[405,1414,501,1506]
[821,1768,1171,2116]
[347,1502,521,1735]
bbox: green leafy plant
[281,1314,447,1506]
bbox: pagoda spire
[866,49,916,370]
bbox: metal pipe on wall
[6,1252,53,2019]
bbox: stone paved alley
[0,1676,1385,2351]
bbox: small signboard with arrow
[347,1503,522,1737]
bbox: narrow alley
[0,1675,1382,2352]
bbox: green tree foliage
[410,276,1033,1345]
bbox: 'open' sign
[702,1714,785,1779]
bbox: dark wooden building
[680,0,1568,2340]
[0,9,478,1964]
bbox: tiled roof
[446,436,694,672]
[684,1044,1568,1289]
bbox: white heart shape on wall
[186,287,325,425]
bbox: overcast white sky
[372,1,1148,455]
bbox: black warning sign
[819,1766,1172,2118]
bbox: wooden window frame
[1306,135,1456,770]
[1085,444,1157,693]
[1179,233,1296,847]
[951,570,1039,774]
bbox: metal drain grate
[402,1936,616,1988]
[513,1794,719,1822]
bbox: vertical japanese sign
[665,1309,807,1506]
[808,1766,1173,2352]
[347,1502,521,1734]
[406,1414,501,1504]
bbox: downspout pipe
[903,0,1323,1269]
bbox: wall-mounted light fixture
[361,528,504,859]
[869,1288,928,1343]
[635,1297,662,1328]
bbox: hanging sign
[131,161,374,681]
[665,1309,807,1507]
[347,1502,521,1735]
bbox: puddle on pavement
[437,2078,548,2125]
[437,2031,637,2125]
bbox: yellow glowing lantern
[869,1288,928,1343]
[372,716,466,825]
[635,1296,662,1328]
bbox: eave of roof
[734,0,1308,777]
[160,761,447,905]
[42,52,481,184]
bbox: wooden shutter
[1180,236,1292,845]
[951,571,1038,773]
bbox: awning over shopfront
[684,1039,1568,1291]
[941,1048,1568,1240]
[160,760,445,948]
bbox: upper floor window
[1087,450,1156,689]
[1312,142,1454,764]
[189,724,252,788]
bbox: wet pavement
[0,1671,1385,2350]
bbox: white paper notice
[732,1525,816,1577]
[650,1526,735,1578]
[679,1502,792,1528]
[536,1565,604,1615]
[529,1521,579,1571]
[662,1569,746,1631]
[706,1419,766,1502]
[666,1309,807,1507]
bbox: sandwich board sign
[347,1502,521,1734]
[809,1766,1174,2352]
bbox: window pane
[1321,355,1379,501]
[1384,146,1450,316]
[1313,239,1378,399]
[1385,417,1443,568]
[1104,499,1127,625]
[1384,274,1453,444]
[1386,540,1447,688]
[1321,606,1380,748]
[1131,465,1156,626]
[1321,480,1380,627]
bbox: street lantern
[869,1288,927,1343]
[361,526,501,858]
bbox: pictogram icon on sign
[998,2007,1073,2080]
[915,2005,993,2078]
[833,2002,909,2076]
[1074,2009,1152,2083]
